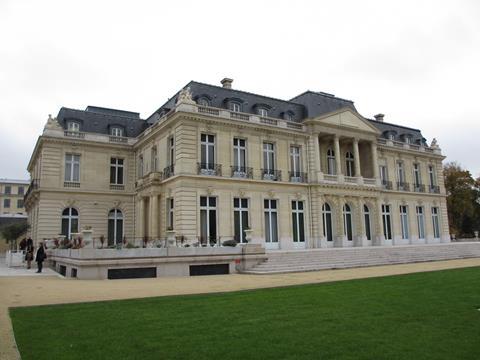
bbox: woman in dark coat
[35,242,46,273]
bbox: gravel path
[1,258,480,360]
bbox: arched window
[327,148,336,175]
[258,108,268,117]
[197,97,210,107]
[322,203,333,242]
[343,204,353,241]
[110,126,124,137]
[345,152,354,177]
[363,205,371,241]
[108,209,123,246]
[61,208,79,240]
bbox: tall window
[322,203,333,241]
[432,207,440,239]
[363,205,371,241]
[345,152,354,177]
[110,158,124,185]
[382,204,392,240]
[343,204,353,241]
[413,163,421,188]
[167,198,174,229]
[234,198,249,243]
[110,127,123,137]
[138,155,144,177]
[428,165,436,187]
[264,199,278,243]
[17,199,24,208]
[327,148,336,175]
[200,196,217,245]
[4,186,11,194]
[67,121,80,132]
[151,146,158,172]
[263,142,275,174]
[230,102,241,112]
[65,154,80,182]
[290,146,301,176]
[233,138,247,171]
[400,205,409,240]
[292,200,305,243]
[380,166,388,184]
[4,199,10,208]
[416,206,425,239]
[61,207,79,240]
[18,186,24,195]
[108,209,123,246]
[201,134,215,170]
[397,161,405,183]
[168,136,175,166]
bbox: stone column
[138,197,145,242]
[373,198,385,246]
[353,139,361,177]
[371,142,380,184]
[150,194,159,241]
[315,135,323,181]
[334,135,343,181]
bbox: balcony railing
[64,181,80,188]
[197,163,222,176]
[289,171,308,183]
[64,130,85,138]
[286,122,302,130]
[344,176,357,184]
[262,169,281,181]
[198,106,220,116]
[324,174,338,182]
[413,183,425,193]
[429,185,440,194]
[109,184,125,190]
[260,117,278,126]
[230,112,250,121]
[382,180,393,190]
[231,166,253,179]
[397,182,410,191]
[163,164,174,179]
[109,136,128,143]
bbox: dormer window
[230,102,241,112]
[258,108,268,117]
[67,121,80,132]
[285,112,294,121]
[111,127,124,137]
[197,98,210,107]
[405,137,411,144]
[388,134,395,141]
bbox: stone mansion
[25,78,450,250]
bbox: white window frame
[363,205,371,241]
[65,153,80,182]
[263,142,275,171]
[290,146,301,175]
[200,196,217,245]
[233,138,247,171]
[264,199,278,243]
[258,108,268,117]
[67,121,80,132]
[111,127,123,137]
[397,161,405,183]
[108,209,124,245]
[343,204,353,241]
[110,158,124,185]
[230,102,241,112]
[400,205,409,240]
[322,203,333,241]
[327,148,336,175]
[413,163,421,187]
[428,165,436,187]
[167,198,174,229]
[345,152,354,177]
[291,200,305,243]
[168,136,175,166]
[234,198,249,243]
[432,207,440,239]
[382,204,393,240]
[416,206,425,239]
[201,134,216,170]
[151,146,158,172]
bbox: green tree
[444,162,479,237]
[0,221,29,250]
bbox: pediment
[309,108,380,135]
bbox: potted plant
[244,226,253,243]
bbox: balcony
[197,163,222,176]
[382,180,393,190]
[64,181,80,188]
[230,112,250,121]
[429,185,440,194]
[413,184,425,193]
[109,184,125,191]
[164,164,175,179]
[262,169,281,181]
[289,171,308,183]
[109,136,128,143]
[397,182,410,191]
[64,130,85,139]
[231,166,253,179]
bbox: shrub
[222,239,237,247]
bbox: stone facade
[24,81,450,250]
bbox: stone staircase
[242,242,480,274]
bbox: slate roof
[56,106,148,138]
[53,80,426,144]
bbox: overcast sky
[1,0,479,180]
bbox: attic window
[197,97,210,107]
[284,112,294,121]
[258,108,268,117]
[230,102,241,112]
[388,134,395,141]
[67,121,80,132]
[111,127,124,137]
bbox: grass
[10,267,480,360]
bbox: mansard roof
[56,106,148,138]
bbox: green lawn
[10,267,480,360]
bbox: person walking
[35,242,46,273]
[25,240,34,269]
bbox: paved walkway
[1,258,480,360]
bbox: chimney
[221,78,233,89]
[374,113,385,122]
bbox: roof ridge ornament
[430,138,439,149]
[43,113,62,132]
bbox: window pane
[271,213,278,242]
[200,210,207,244]
[73,163,79,182]
[108,219,115,246]
[209,197,216,207]
[234,212,240,242]
[209,209,217,242]
[234,198,239,208]
[241,199,248,208]
[265,213,271,242]
[299,213,305,242]
[117,167,123,185]
[110,166,116,184]
[292,213,298,242]
[200,197,207,207]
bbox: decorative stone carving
[113,200,122,208]
[267,190,275,198]
[176,87,195,105]
[65,199,76,207]
[238,188,246,198]
[43,114,62,132]
[206,186,214,196]
[430,138,439,149]
[295,192,302,200]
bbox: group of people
[19,238,46,273]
